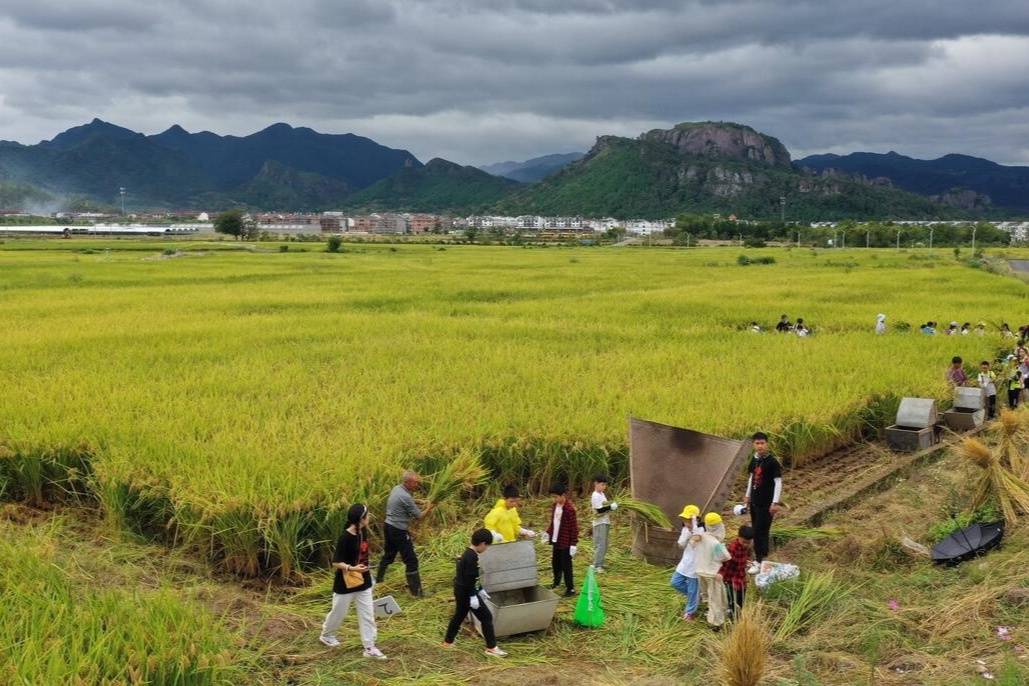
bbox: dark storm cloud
[0,0,1028,165]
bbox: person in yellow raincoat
[484,486,537,542]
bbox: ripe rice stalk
[990,408,1029,478]
[609,493,672,529]
[717,603,772,686]
[774,571,849,642]
[422,450,488,525]
[956,436,1029,525]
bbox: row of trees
[667,215,1014,248]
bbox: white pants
[321,589,377,648]
[699,574,726,627]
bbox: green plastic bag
[574,565,605,628]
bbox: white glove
[520,528,537,538]
[609,502,619,511]
[490,530,503,544]
[569,545,577,557]
[469,595,480,610]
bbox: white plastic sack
[755,561,800,590]
[373,595,402,619]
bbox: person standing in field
[875,314,887,335]
[947,356,968,387]
[319,504,387,659]
[671,504,701,620]
[484,485,537,543]
[376,471,429,597]
[1005,355,1023,409]
[775,314,791,333]
[546,483,579,597]
[718,525,754,622]
[743,432,783,563]
[1002,323,1015,339]
[442,528,507,657]
[978,361,998,420]
[691,521,731,630]
[590,474,618,573]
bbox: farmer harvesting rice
[743,432,783,563]
[947,356,968,387]
[376,471,429,597]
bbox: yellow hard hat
[678,504,700,519]
[704,512,723,527]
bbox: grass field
[0,240,1024,578]
[1,238,1027,684]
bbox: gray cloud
[0,1,1028,166]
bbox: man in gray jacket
[376,470,429,596]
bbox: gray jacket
[385,484,421,530]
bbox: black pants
[551,546,574,590]
[445,590,496,649]
[1009,389,1021,409]
[724,582,746,621]
[380,523,419,574]
[987,393,997,419]
[750,505,773,562]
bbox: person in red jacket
[719,525,754,622]
[545,483,579,597]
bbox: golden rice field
[0,240,1024,578]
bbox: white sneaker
[363,646,388,660]
[484,646,508,657]
[319,635,340,648]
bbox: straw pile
[717,603,772,686]
[991,408,1029,480]
[956,436,1029,525]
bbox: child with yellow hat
[670,504,701,620]
[692,512,731,630]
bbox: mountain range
[479,153,584,183]
[0,119,420,210]
[0,118,1025,218]
[797,151,1029,212]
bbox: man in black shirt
[443,528,507,657]
[743,431,783,562]
[775,314,791,333]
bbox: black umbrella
[931,521,1004,566]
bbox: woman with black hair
[319,503,387,659]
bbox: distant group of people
[949,347,1029,417]
[749,314,811,336]
[319,434,785,657]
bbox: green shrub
[326,235,343,253]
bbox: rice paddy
[1,239,1027,684]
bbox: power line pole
[779,195,786,223]
[119,187,126,216]
[971,224,977,253]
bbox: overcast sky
[1,0,1028,166]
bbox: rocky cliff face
[930,188,992,210]
[640,122,792,168]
